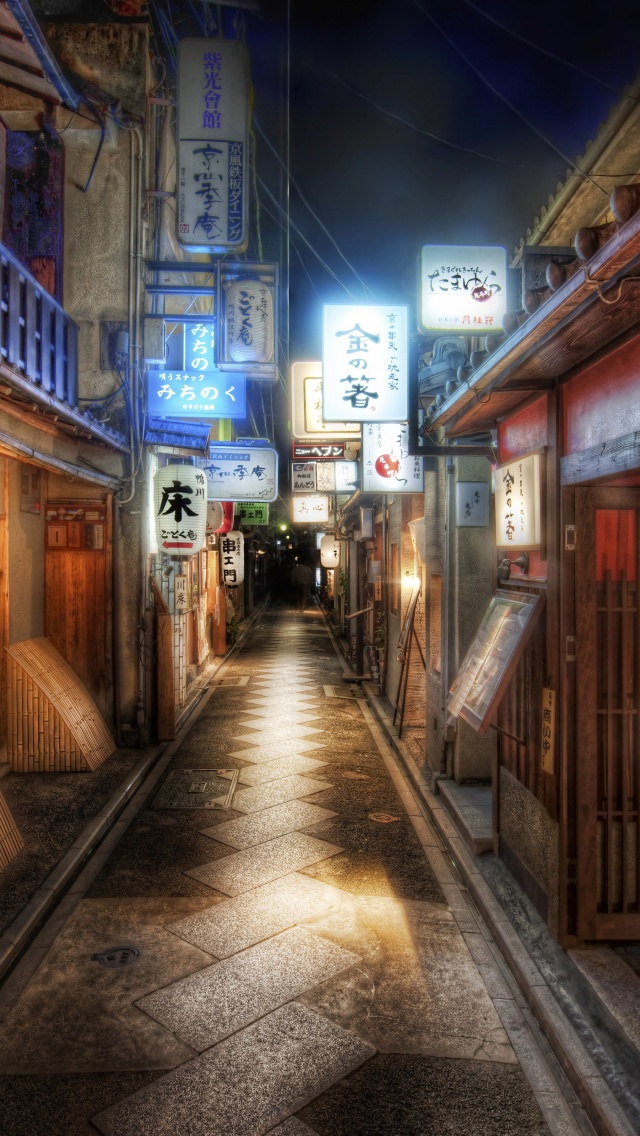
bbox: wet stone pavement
[0,605,580,1135]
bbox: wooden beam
[561,429,640,485]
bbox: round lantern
[224,277,274,363]
[220,530,244,586]
[320,534,340,569]
[154,463,207,553]
[207,501,224,532]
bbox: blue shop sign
[147,368,246,419]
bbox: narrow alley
[1,603,587,1136]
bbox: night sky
[251,0,640,359]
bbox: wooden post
[152,580,175,740]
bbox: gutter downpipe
[381,493,389,694]
[442,455,455,776]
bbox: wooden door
[576,487,640,939]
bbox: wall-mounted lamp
[497,552,529,581]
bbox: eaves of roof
[9,0,78,108]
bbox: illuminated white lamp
[320,534,340,568]
[224,278,274,363]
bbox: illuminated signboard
[197,443,277,502]
[322,306,408,423]
[494,454,541,548]
[292,495,331,524]
[420,245,506,334]
[176,38,249,252]
[235,502,269,524]
[361,423,423,493]
[290,362,361,440]
[147,369,246,419]
[154,463,207,553]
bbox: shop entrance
[576,487,640,939]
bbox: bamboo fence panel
[6,637,115,773]
[0,789,22,869]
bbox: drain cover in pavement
[210,675,250,687]
[92,946,142,968]
[323,684,363,699]
[368,812,400,823]
[153,768,239,810]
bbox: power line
[459,0,637,101]
[410,0,610,197]
[254,116,374,297]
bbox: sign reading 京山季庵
[235,502,269,525]
[290,362,361,440]
[221,530,244,586]
[541,687,556,774]
[176,38,249,252]
[154,464,207,553]
[322,306,408,423]
[292,495,331,524]
[362,424,423,493]
[420,245,507,334]
[197,443,277,502]
[494,454,541,549]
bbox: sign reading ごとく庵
[420,245,506,333]
[322,307,408,422]
[177,39,249,252]
[494,454,541,548]
[154,464,207,552]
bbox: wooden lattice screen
[6,637,115,772]
[0,790,22,869]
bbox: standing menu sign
[177,39,249,253]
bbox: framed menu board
[447,590,544,734]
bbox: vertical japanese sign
[494,454,541,548]
[361,424,424,493]
[154,464,207,552]
[420,245,506,333]
[177,38,249,253]
[320,534,340,568]
[541,687,556,774]
[147,321,247,422]
[221,530,244,585]
[322,306,408,422]
[290,362,360,440]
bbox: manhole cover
[153,768,239,810]
[368,812,400,824]
[92,946,142,969]
[210,675,250,687]
[342,771,370,780]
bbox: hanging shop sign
[494,453,541,549]
[362,423,424,493]
[198,443,277,502]
[147,367,246,419]
[456,482,490,527]
[314,461,358,493]
[420,245,507,334]
[315,462,335,492]
[154,464,207,553]
[292,463,316,492]
[221,530,244,586]
[322,306,408,422]
[291,441,347,460]
[176,38,249,253]
[235,501,269,524]
[207,501,224,532]
[320,534,340,568]
[541,687,556,775]
[290,362,361,439]
[292,495,331,524]
[216,262,278,380]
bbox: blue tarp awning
[144,417,212,455]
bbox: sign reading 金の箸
[362,424,423,493]
[197,444,277,502]
[494,454,541,549]
[322,306,408,422]
[177,39,249,252]
[420,245,506,334]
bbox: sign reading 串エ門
[420,245,506,333]
[177,38,249,253]
[235,502,269,525]
[322,306,408,423]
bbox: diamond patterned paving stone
[222,756,329,787]
[136,927,360,1051]
[186,831,343,895]
[239,707,322,721]
[232,774,333,814]
[238,716,322,731]
[168,867,343,958]
[234,725,324,740]
[92,1002,375,1136]
[245,698,320,709]
[201,799,337,849]
[226,740,327,763]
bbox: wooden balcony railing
[0,242,78,410]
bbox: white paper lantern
[320,534,340,568]
[154,464,207,553]
[220,530,244,585]
[207,501,224,532]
